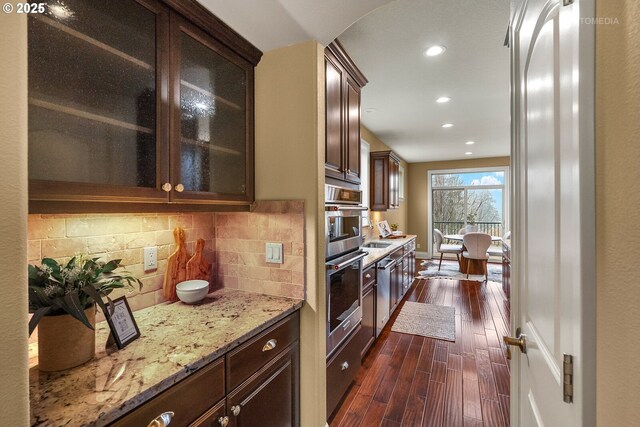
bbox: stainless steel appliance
[326,249,367,357]
[375,256,394,336]
[325,185,366,259]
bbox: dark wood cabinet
[370,150,401,211]
[327,325,362,418]
[110,311,299,427]
[227,344,299,427]
[358,264,377,359]
[503,242,511,299]
[28,0,260,210]
[324,41,367,185]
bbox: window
[427,167,509,257]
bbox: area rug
[391,301,456,341]
[417,259,502,283]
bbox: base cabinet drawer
[227,311,299,391]
[326,325,362,418]
[227,344,299,427]
[110,357,225,427]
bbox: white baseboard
[416,251,430,259]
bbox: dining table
[444,234,502,275]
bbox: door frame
[426,166,510,259]
[509,0,596,425]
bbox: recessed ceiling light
[424,45,446,57]
[436,96,451,103]
[442,123,453,128]
[465,152,473,155]
[465,141,475,145]
[365,108,377,113]
[49,4,74,19]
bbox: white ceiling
[339,0,511,163]
[196,0,392,52]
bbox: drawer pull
[341,361,350,371]
[218,416,229,427]
[262,338,278,352]
[148,411,174,427]
[231,405,241,416]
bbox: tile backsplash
[27,200,305,320]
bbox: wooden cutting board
[163,227,191,302]
[186,238,212,283]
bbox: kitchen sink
[362,242,392,249]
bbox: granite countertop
[362,235,417,268]
[29,289,304,427]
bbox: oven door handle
[326,251,367,270]
[325,206,369,212]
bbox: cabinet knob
[365,273,371,279]
[161,183,172,192]
[341,361,350,371]
[147,411,174,427]
[218,416,229,427]
[262,338,277,352]
[175,183,184,193]
[231,405,241,416]
[347,169,351,174]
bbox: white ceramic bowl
[176,280,209,304]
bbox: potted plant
[465,213,478,233]
[28,255,142,372]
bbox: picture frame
[377,220,392,238]
[104,296,141,349]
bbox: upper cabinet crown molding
[160,0,262,66]
[326,40,368,88]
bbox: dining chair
[462,232,492,280]
[434,228,463,270]
[458,225,478,235]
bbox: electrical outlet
[417,243,421,249]
[265,242,284,264]
[144,246,158,271]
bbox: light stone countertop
[29,289,304,427]
[362,235,418,268]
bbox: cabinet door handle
[175,183,184,193]
[365,273,371,279]
[341,361,350,371]
[161,183,172,192]
[231,405,241,416]
[218,416,229,427]
[147,411,174,427]
[262,338,277,352]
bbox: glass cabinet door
[170,16,254,203]
[28,0,170,201]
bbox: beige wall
[0,11,29,425]
[255,40,327,426]
[407,157,511,253]
[595,1,640,424]
[361,126,409,234]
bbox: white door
[510,0,596,426]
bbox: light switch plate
[144,246,158,271]
[265,242,284,264]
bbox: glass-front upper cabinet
[170,15,254,203]
[28,0,170,202]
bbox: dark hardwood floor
[329,274,511,427]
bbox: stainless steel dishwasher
[376,256,395,336]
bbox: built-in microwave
[325,185,366,259]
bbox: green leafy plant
[28,256,143,336]
[466,213,477,225]
[390,223,399,232]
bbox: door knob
[503,327,527,359]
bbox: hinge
[563,354,574,403]
[563,0,574,6]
